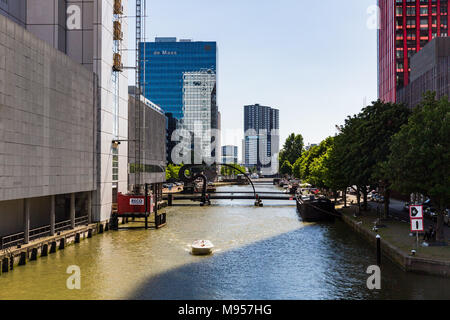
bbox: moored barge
[296,194,339,222]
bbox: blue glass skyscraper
[140,38,217,120]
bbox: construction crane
[134,0,146,191]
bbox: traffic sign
[410,218,424,232]
[409,205,423,219]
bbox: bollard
[59,238,65,250]
[75,233,80,244]
[49,241,57,253]
[376,234,381,266]
[9,256,13,270]
[30,248,38,261]
[2,258,9,273]
[88,229,92,238]
[18,252,26,266]
[99,224,104,234]
[168,194,173,207]
[41,244,48,257]
[105,222,109,231]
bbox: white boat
[191,240,214,255]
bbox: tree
[280,160,293,176]
[387,92,450,241]
[279,133,304,165]
[328,100,410,212]
[220,164,246,177]
[166,164,181,180]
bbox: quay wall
[341,212,450,278]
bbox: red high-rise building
[378,0,448,102]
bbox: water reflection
[1,185,450,300]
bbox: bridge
[163,190,295,207]
[166,164,290,207]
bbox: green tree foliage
[279,133,304,165]
[293,137,334,183]
[280,160,293,176]
[325,100,410,211]
[220,164,246,177]
[387,92,450,241]
[166,164,181,180]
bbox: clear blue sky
[128,0,378,152]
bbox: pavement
[347,195,450,239]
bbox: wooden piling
[75,233,80,244]
[30,248,38,261]
[41,244,48,257]
[59,238,65,250]
[2,258,9,273]
[50,241,57,253]
[18,252,26,266]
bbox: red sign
[117,192,154,214]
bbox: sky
[127,0,378,156]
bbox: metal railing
[1,216,91,250]
[29,225,51,242]
[55,220,72,233]
[0,231,25,250]
[75,216,89,227]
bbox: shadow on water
[130,219,450,300]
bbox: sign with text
[129,198,145,206]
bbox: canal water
[1,184,450,300]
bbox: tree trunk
[383,188,390,219]
[436,212,445,243]
[362,189,368,211]
[344,189,347,208]
[357,186,361,215]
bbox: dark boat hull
[296,197,337,222]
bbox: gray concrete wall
[0,14,96,202]
[26,0,67,53]
[0,0,26,27]
[128,94,166,186]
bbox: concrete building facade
[0,1,131,242]
[128,87,166,194]
[0,13,96,240]
[243,104,279,175]
[222,145,238,164]
[397,37,450,108]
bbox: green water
[1,185,450,300]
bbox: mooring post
[30,248,38,261]
[18,252,26,266]
[75,233,80,244]
[168,194,173,206]
[88,229,92,238]
[59,238,65,250]
[41,244,48,257]
[145,183,149,230]
[2,257,9,273]
[99,224,104,234]
[50,241,57,253]
[376,234,381,266]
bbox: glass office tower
[182,70,217,161]
[140,37,217,120]
[378,0,448,102]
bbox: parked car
[403,202,410,212]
